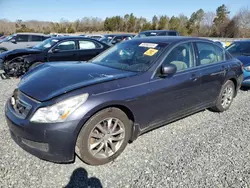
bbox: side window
[158,32,167,36]
[163,42,195,72]
[55,41,76,51]
[30,35,43,42]
[16,35,29,42]
[79,40,99,49]
[167,32,177,36]
[197,42,225,65]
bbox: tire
[28,62,42,71]
[76,107,132,165]
[210,80,235,112]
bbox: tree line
[0,4,250,38]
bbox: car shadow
[64,167,103,188]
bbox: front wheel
[210,80,235,112]
[76,108,132,165]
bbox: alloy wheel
[221,85,234,109]
[88,117,125,159]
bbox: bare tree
[236,7,250,37]
[200,11,216,36]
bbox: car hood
[0,48,42,59]
[18,62,137,101]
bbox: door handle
[190,74,199,81]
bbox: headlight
[244,66,250,71]
[30,93,89,123]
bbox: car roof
[50,36,98,40]
[113,34,135,36]
[130,36,211,44]
[16,32,47,36]
[232,40,250,43]
[140,30,178,33]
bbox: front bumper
[5,97,85,163]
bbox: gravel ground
[1,79,250,188]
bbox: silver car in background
[0,33,50,53]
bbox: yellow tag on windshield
[144,48,158,56]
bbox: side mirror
[10,38,16,43]
[52,48,60,53]
[161,64,177,77]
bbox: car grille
[10,89,32,118]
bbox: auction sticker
[144,48,159,56]
[139,43,158,48]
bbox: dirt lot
[1,79,250,188]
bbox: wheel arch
[74,102,139,148]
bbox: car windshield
[226,42,250,55]
[2,34,16,42]
[90,41,167,72]
[32,38,59,50]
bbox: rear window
[91,40,168,72]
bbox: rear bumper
[5,100,85,163]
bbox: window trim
[152,41,197,78]
[77,39,103,50]
[194,41,226,68]
[49,39,78,52]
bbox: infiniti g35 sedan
[5,37,243,165]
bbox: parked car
[85,34,104,40]
[5,37,243,166]
[108,34,135,45]
[0,36,110,78]
[135,30,180,38]
[0,35,7,41]
[99,34,117,44]
[226,40,250,87]
[0,33,50,53]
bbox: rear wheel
[210,80,235,112]
[76,108,132,165]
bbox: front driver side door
[47,40,78,62]
[146,42,202,128]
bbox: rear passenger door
[194,42,228,104]
[77,39,104,61]
[47,40,78,62]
